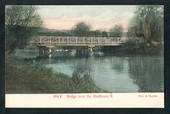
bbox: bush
[123,39,143,49]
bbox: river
[15,48,164,92]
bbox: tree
[5,6,43,55]
[94,30,102,37]
[72,22,91,36]
[109,25,123,37]
[127,16,144,37]
[101,31,108,37]
[128,5,163,45]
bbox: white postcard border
[5,93,164,108]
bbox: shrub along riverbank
[101,41,164,56]
[5,56,104,93]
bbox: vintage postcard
[5,5,164,108]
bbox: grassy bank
[5,56,104,93]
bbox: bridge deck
[28,36,143,47]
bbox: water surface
[15,48,164,92]
[43,56,164,92]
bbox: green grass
[5,56,104,93]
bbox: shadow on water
[128,56,164,92]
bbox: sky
[36,5,137,32]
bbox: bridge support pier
[75,47,87,57]
[75,46,94,57]
[38,46,49,58]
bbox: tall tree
[101,31,108,37]
[109,25,123,37]
[94,30,102,37]
[128,5,163,45]
[127,15,144,37]
[72,22,91,36]
[5,5,43,55]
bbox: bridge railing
[29,36,143,44]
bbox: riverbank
[102,43,164,56]
[123,44,163,56]
[5,56,105,93]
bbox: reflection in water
[44,56,164,92]
[128,57,164,92]
[111,57,125,73]
[71,58,95,82]
[17,48,164,92]
[73,58,93,75]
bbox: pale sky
[36,5,137,31]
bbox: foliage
[127,5,163,44]
[38,31,73,36]
[39,21,108,37]
[109,25,123,37]
[5,5,42,27]
[94,30,102,37]
[5,6,43,55]
[127,16,144,37]
[72,22,91,36]
[72,71,81,88]
[71,71,103,92]
[101,31,108,37]
[123,39,142,49]
[38,30,105,37]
